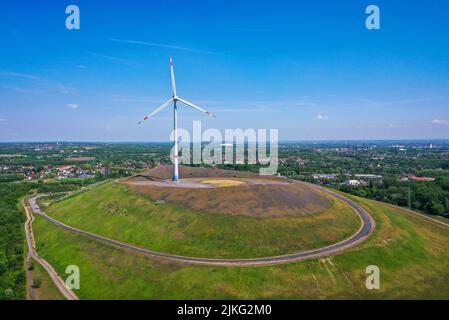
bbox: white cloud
[85,51,135,66]
[0,71,40,80]
[66,103,79,110]
[431,119,449,125]
[1,85,43,95]
[57,84,78,95]
[355,95,449,107]
[316,114,329,120]
[388,123,408,128]
[0,118,7,122]
[0,71,78,96]
[108,38,218,55]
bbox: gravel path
[27,182,376,267]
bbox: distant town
[0,143,169,182]
[1,140,448,217]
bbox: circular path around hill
[28,181,375,267]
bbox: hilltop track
[132,174,165,182]
[26,182,376,267]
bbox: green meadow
[43,182,360,258]
[29,261,64,300]
[33,190,449,299]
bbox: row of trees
[0,182,35,300]
[0,174,23,183]
[0,176,112,300]
[338,177,449,216]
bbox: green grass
[33,193,449,299]
[44,182,360,259]
[30,262,64,300]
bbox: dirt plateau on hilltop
[124,166,333,218]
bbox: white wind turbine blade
[170,57,177,97]
[137,98,174,124]
[177,97,216,118]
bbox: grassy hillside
[33,194,449,299]
[44,182,360,258]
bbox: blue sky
[1,0,449,141]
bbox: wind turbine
[138,57,216,182]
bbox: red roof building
[409,176,435,181]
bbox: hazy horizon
[1,138,449,144]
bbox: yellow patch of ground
[200,179,246,187]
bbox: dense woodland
[0,178,111,299]
[338,177,449,215]
[0,183,34,299]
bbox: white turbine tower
[138,57,216,182]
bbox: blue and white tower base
[172,100,179,182]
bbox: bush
[31,276,41,289]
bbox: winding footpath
[25,182,376,267]
[23,198,79,300]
